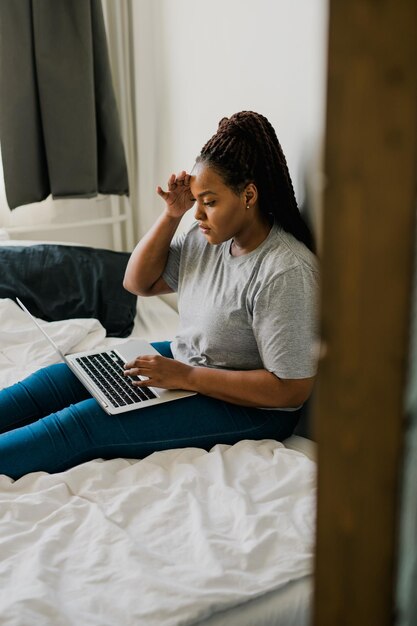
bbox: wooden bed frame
[313,1,417,624]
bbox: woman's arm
[187,366,314,408]
[123,171,195,297]
[123,211,181,296]
[124,355,315,408]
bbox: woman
[0,111,319,480]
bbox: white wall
[132,0,328,237]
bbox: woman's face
[190,163,253,245]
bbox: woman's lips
[199,224,210,234]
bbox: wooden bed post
[312,1,417,625]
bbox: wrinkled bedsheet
[0,298,316,626]
[0,298,107,387]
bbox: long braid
[196,111,315,252]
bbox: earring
[246,204,250,210]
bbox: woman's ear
[244,182,258,207]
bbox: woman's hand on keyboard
[123,355,193,391]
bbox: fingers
[124,355,155,369]
[163,171,191,191]
[124,364,150,377]
[175,170,189,185]
[156,185,169,200]
[124,363,146,375]
[124,355,156,379]
[168,173,178,190]
[123,355,187,391]
[123,363,151,386]
[156,171,194,210]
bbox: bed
[0,236,316,626]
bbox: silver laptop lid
[16,297,66,361]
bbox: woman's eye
[203,201,215,207]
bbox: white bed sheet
[196,576,312,626]
[0,294,316,626]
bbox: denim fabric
[0,342,300,480]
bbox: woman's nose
[194,204,205,221]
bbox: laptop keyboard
[75,350,157,408]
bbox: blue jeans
[0,342,300,480]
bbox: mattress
[0,243,316,626]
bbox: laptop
[16,297,196,415]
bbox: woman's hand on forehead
[156,170,195,218]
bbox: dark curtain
[0,0,129,210]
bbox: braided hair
[196,111,315,252]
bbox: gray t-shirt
[163,221,319,379]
